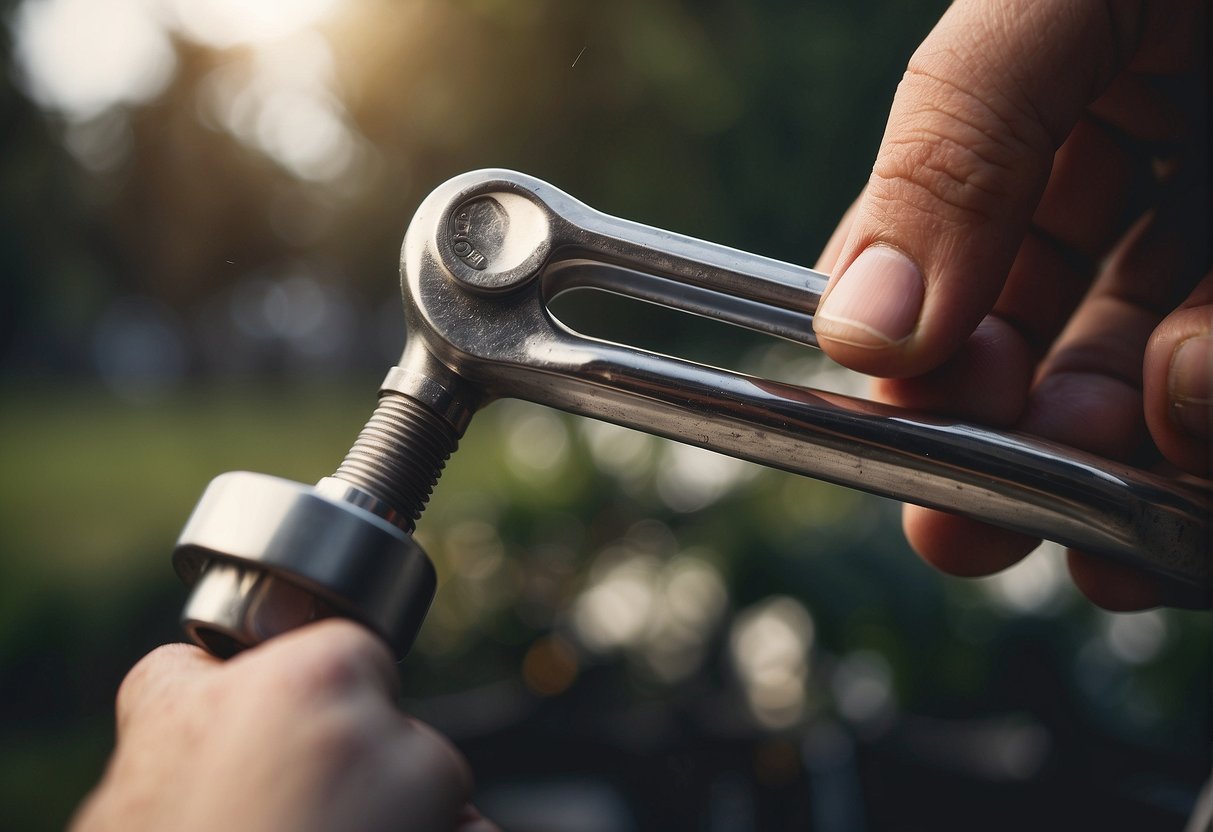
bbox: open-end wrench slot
[545,284,803,377]
[543,260,821,350]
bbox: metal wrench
[173,170,1211,658]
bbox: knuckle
[871,64,1050,225]
[294,711,473,804]
[116,642,206,717]
[301,705,381,766]
[289,644,364,699]
[400,718,474,796]
[267,620,395,700]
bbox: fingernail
[1169,335,1212,439]
[814,245,924,348]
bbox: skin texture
[814,0,1210,610]
[71,621,500,832]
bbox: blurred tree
[2,0,946,374]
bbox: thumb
[813,0,1152,377]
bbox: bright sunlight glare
[11,0,362,183]
[160,0,343,49]
[12,0,176,121]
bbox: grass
[0,381,378,611]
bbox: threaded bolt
[332,392,459,531]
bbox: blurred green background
[1,1,1208,830]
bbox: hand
[813,0,1210,609]
[71,621,498,832]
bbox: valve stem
[332,392,460,532]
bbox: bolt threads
[333,393,459,531]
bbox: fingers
[230,623,473,832]
[234,618,401,703]
[806,0,1205,611]
[244,624,476,830]
[812,0,1163,377]
[1144,273,1213,474]
[377,718,476,828]
[1023,173,1208,467]
[895,294,1158,586]
[308,715,474,832]
[891,188,1208,606]
[107,622,482,832]
[118,621,400,730]
[456,805,504,832]
[1066,551,1164,611]
[902,507,1039,578]
[873,318,1041,577]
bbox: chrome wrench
[173,170,1211,658]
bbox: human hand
[813,0,1210,609]
[71,620,497,832]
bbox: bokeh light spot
[522,635,579,697]
[1103,609,1168,665]
[160,0,344,49]
[13,0,176,121]
[92,296,187,402]
[655,442,759,513]
[979,541,1070,615]
[502,403,571,479]
[730,597,814,729]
